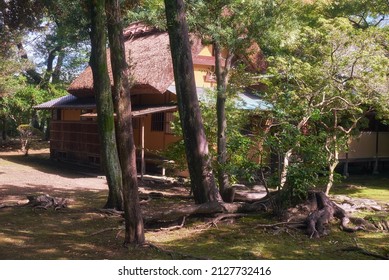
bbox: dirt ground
[0,143,193,259]
[0,147,110,206]
[0,143,190,207]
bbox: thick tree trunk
[164,0,222,204]
[45,46,62,83]
[106,0,145,245]
[88,0,123,211]
[17,42,42,84]
[52,51,64,84]
[305,191,361,238]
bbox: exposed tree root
[25,194,68,210]
[142,242,209,260]
[139,191,193,201]
[148,216,188,232]
[198,213,247,230]
[139,195,152,204]
[90,226,124,236]
[99,208,124,216]
[305,191,365,238]
[144,198,270,225]
[341,246,389,260]
[145,201,225,223]
[341,239,389,260]
[254,221,305,229]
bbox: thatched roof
[68,22,203,97]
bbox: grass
[332,175,389,203]
[0,150,388,259]
[2,190,387,260]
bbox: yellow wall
[133,114,180,152]
[378,132,389,157]
[198,45,213,56]
[194,65,215,88]
[62,109,81,121]
[340,132,389,159]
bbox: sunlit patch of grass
[37,248,58,254]
[0,236,27,246]
[333,175,389,202]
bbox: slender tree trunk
[88,0,123,210]
[214,43,232,198]
[106,0,145,245]
[279,117,309,189]
[164,0,222,204]
[280,148,293,189]
[2,119,7,141]
[325,133,339,195]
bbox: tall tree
[105,0,145,245]
[164,0,222,204]
[88,0,123,210]
[261,1,389,205]
[192,0,257,197]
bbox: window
[205,71,217,82]
[53,109,61,120]
[151,112,165,132]
[165,112,175,134]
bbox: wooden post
[141,117,145,180]
[373,129,379,175]
[343,152,349,178]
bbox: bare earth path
[0,148,109,206]
[0,146,191,259]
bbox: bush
[17,124,43,156]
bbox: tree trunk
[106,0,145,245]
[214,43,232,198]
[305,191,360,238]
[164,0,222,204]
[52,51,64,84]
[2,119,6,141]
[279,117,309,189]
[280,148,293,189]
[45,46,62,83]
[17,42,42,84]
[88,0,123,211]
[325,133,339,195]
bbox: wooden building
[34,22,266,174]
[339,115,389,175]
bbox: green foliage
[324,0,389,28]
[163,89,260,182]
[258,0,389,203]
[17,124,44,155]
[126,0,166,29]
[1,84,66,137]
